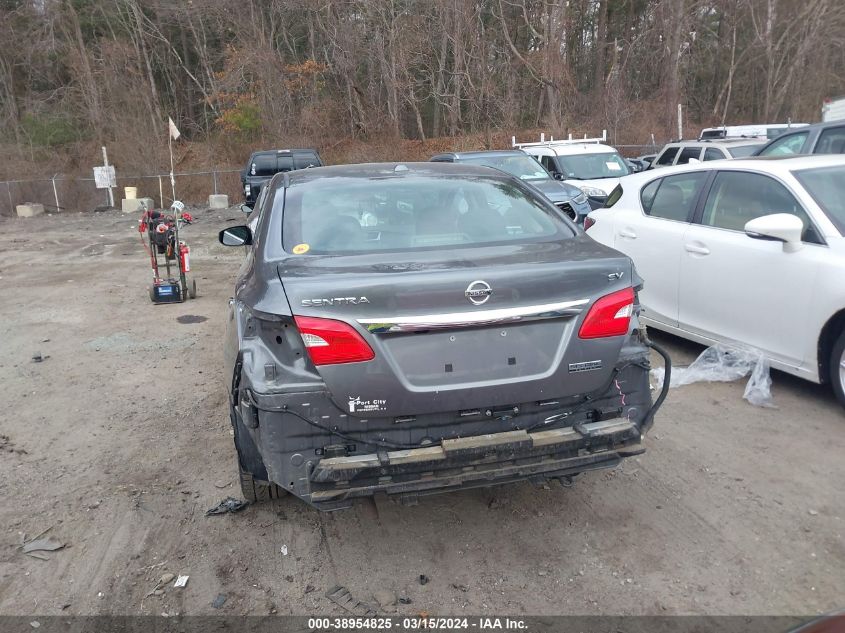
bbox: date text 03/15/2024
[307,617,528,631]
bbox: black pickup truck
[241,148,322,205]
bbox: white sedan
[585,155,845,407]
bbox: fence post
[51,174,60,212]
[158,176,164,209]
[213,170,218,195]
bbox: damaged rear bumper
[233,344,661,511]
[308,419,640,509]
[239,385,646,510]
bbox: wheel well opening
[818,309,845,384]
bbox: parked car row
[241,135,625,225]
[241,119,845,219]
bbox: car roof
[532,143,618,155]
[283,161,505,186]
[728,154,845,169]
[784,119,845,131]
[625,154,845,185]
[433,150,528,160]
[664,139,766,147]
[250,148,318,156]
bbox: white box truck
[822,96,845,122]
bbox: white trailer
[822,97,845,122]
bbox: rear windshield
[248,154,277,176]
[281,175,575,254]
[727,144,762,158]
[793,165,845,234]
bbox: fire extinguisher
[179,242,191,273]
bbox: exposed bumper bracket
[306,418,639,507]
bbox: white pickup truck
[513,131,631,210]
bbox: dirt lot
[0,208,843,617]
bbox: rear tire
[239,468,287,503]
[188,278,197,299]
[830,329,845,409]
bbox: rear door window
[814,126,845,154]
[677,147,702,164]
[794,164,845,234]
[758,132,808,156]
[641,172,707,221]
[640,179,660,212]
[655,147,680,166]
[282,175,574,254]
[699,171,819,242]
[703,148,725,161]
[249,154,277,176]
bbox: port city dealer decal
[348,396,388,413]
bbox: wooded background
[1,0,844,175]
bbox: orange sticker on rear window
[292,243,310,254]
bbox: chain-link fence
[0,168,243,217]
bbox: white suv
[651,139,765,168]
[514,132,630,209]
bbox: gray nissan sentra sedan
[219,162,669,511]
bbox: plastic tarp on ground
[651,344,775,408]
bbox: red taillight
[578,287,635,339]
[583,216,596,231]
[294,316,375,365]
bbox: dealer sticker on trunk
[348,396,387,413]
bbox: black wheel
[239,467,286,503]
[148,285,156,302]
[188,278,197,299]
[830,329,845,409]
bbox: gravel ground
[0,208,842,617]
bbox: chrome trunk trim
[357,299,588,333]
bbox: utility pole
[677,104,683,140]
[102,146,114,207]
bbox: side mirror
[744,213,803,252]
[240,203,252,214]
[219,225,253,247]
[552,172,563,181]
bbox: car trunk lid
[278,238,633,418]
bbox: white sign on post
[93,165,116,189]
